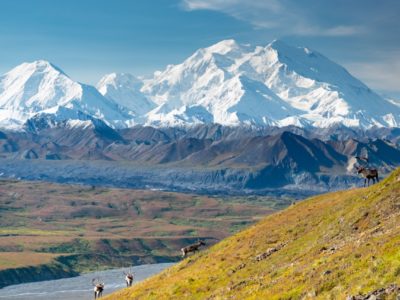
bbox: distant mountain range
[0,40,399,130]
[0,125,399,194]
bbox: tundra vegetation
[0,179,290,287]
[104,168,400,300]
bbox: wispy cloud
[181,0,365,37]
[182,0,282,14]
[293,25,365,37]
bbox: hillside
[105,168,400,299]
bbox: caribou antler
[124,267,134,275]
[92,278,104,286]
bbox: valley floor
[0,178,290,288]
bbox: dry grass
[0,252,59,270]
[105,168,400,300]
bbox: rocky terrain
[0,125,399,195]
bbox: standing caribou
[354,155,379,187]
[92,278,104,299]
[355,166,379,187]
[181,240,206,257]
[123,269,134,287]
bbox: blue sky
[0,0,399,98]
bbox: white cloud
[181,0,364,37]
[182,0,287,29]
[182,0,282,14]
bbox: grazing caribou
[92,278,104,299]
[123,270,134,287]
[181,240,206,257]
[356,166,379,187]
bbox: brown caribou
[181,240,206,257]
[356,166,379,187]
[92,278,104,299]
[123,269,134,287]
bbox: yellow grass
[105,168,400,300]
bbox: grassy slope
[105,168,400,300]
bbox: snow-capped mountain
[249,40,399,128]
[0,40,399,131]
[142,40,300,126]
[97,73,156,118]
[0,60,133,129]
[141,39,400,128]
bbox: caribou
[92,278,104,299]
[181,240,206,257]
[123,269,134,287]
[356,166,379,187]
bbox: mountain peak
[267,39,310,58]
[10,60,66,77]
[0,59,77,115]
[140,39,400,129]
[204,39,239,55]
[0,61,134,129]
[97,73,155,116]
[267,39,322,61]
[1,39,399,131]
[29,59,56,68]
[97,72,141,90]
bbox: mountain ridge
[0,40,399,130]
[0,125,398,193]
[0,60,132,129]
